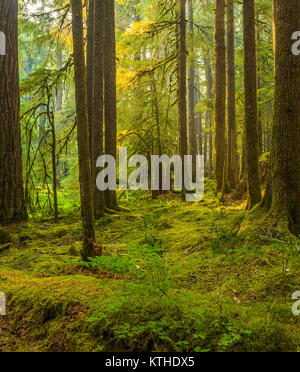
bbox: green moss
[1,191,300,351]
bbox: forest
[0,0,299,353]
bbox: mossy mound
[0,268,113,351]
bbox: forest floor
[0,180,300,352]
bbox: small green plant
[142,215,162,247]
[217,323,252,351]
[79,243,211,351]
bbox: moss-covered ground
[1,182,300,352]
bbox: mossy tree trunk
[195,72,203,157]
[187,0,197,159]
[226,0,237,190]
[204,57,214,180]
[86,0,95,165]
[0,0,26,225]
[256,0,264,156]
[151,73,164,199]
[240,127,246,180]
[71,0,96,261]
[243,0,261,208]
[46,91,59,224]
[104,0,118,209]
[92,0,105,219]
[256,12,263,156]
[214,0,226,193]
[177,0,188,201]
[267,0,300,234]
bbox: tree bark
[226,0,237,190]
[152,74,163,198]
[188,0,197,159]
[0,0,26,225]
[86,0,95,165]
[204,57,214,180]
[214,0,226,193]
[243,0,261,208]
[240,124,246,180]
[56,49,63,111]
[257,74,263,156]
[104,0,118,209]
[257,21,263,156]
[178,0,188,201]
[71,0,95,260]
[269,0,300,233]
[133,1,141,61]
[92,0,105,219]
[46,91,59,224]
[195,71,202,157]
[204,110,208,165]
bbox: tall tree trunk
[256,0,263,155]
[56,48,63,189]
[240,126,246,180]
[188,0,197,158]
[204,57,214,180]
[178,0,188,201]
[46,89,59,224]
[86,0,95,165]
[56,49,63,111]
[268,0,300,233]
[133,1,141,61]
[214,0,226,193]
[152,74,163,199]
[226,0,237,190]
[50,114,58,224]
[71,0,95,261]
[272,0,276,63]
[257,75,263,156]
[243,0,261,208]
[92,0,105,219]
[204,111,208,165]
[195,71,202,157]
[0,0,26,225]
[266,121,271,152]
[104,0,118,209]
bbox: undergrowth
[0,186,300,351]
